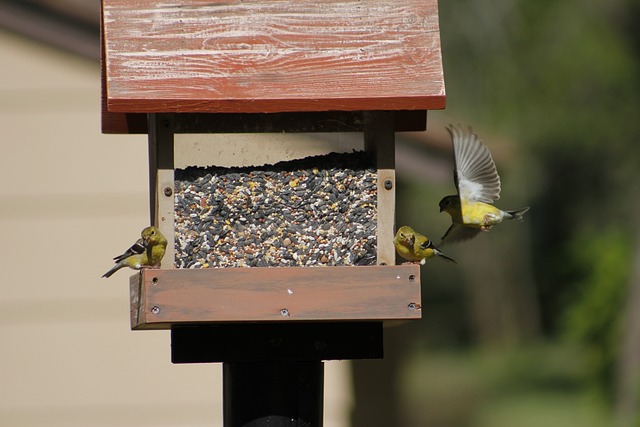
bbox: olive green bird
[439,125,530,245]
[102,226,167,278]
[394,226,456,265]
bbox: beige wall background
[0,29,351,426]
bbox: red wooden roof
[101,0,445,131]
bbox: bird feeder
[101,0,444,424]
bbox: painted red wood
[102,0,445,114]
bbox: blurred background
[1,0,639,426]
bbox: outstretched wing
[439,223,482,246]
[448,124,501,203]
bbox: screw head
[164,187,173,197]
[151,306,161,315]
[384,179,393,190]
[408,275,416,282]
[408,303,420,311]
[280,308,290,317]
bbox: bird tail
[102,263,123,278]
[505,207,530,221]
[434,249,457,264]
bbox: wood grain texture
[377,169,396,265]
[130,265,421,329]
[102,0,445,114]
[156,168,175,267]
[101,4,148,133]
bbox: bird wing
[113,238,145,263]
[439,223,482,246]
[448,124,501,203]
[418,237,434,251]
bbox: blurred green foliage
[563,228,632,400]
[389,0,640,425]
[401,345,610,427]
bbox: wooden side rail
[130,265,421,329]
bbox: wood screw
[164,187,173,197]
[384,179,393,190]
[280,308,290,317]
[151,306,161,315]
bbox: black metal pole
[223,361,324,427]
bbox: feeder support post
[223,361,324,427]
[364,111,396,266]
[148,113,175,268]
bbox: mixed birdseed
[174,151,377,268]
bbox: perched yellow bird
[102,226,168,278]
[439,125,530,245]
[394,226,456,265]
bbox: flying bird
[439,124,529,245]
[394,225,456,265]
[102,226,167,278]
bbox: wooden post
[364,111,396,266]
[148,113,175,268]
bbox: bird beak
[408,235,415,246]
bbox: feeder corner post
[147,113,175,268]
[364,110,397,267]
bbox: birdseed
[174,151,377,268]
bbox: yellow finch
[102,226,168,278]
[439,125,530,245]
[394,226,456,265]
